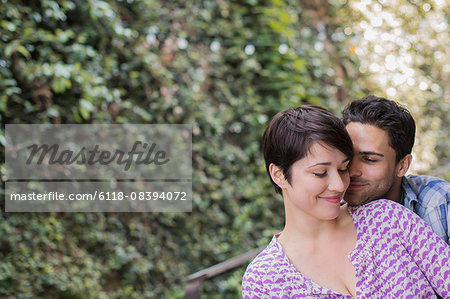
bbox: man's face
[344,122,399,206]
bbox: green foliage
[342,0,450,173]
[0,0,348,297]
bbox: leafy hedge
[0,0,373,297]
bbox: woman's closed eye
[313,171,327,177]
[314,167,348,177]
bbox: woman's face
[275,142,351,220]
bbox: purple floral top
[242,199,450,298]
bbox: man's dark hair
[342,95,416,162]
[263,104,354,194]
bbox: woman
[242,105,449,298]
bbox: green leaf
[52,77,71,93]
[80,98,94,112]
[16,45,30,59]
[4,43,16,57]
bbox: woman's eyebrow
[308,158,349,168]
[307,162,331,168]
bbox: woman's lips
[319,195,342,204]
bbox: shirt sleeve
[392,202,450,298]
[425,180,450,245]
[242,269,269,299]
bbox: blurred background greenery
[0,0,448,298]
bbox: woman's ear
[269,163,288,189]
[396,154,412,177]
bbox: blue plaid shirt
[402,175,450,244]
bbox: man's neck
[383,177,404,204]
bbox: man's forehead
[346,122,393,153]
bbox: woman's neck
[278,204,352,247]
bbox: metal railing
[185,247,264,299]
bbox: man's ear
[269,163,288,189]
[396,154,412,177]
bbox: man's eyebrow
[358,151,384,157]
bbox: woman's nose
[329,172,347,192]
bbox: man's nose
[348,160,362,177]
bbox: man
[342,95,449,244]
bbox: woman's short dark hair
[341,95,416,163]
[262,104,354,194]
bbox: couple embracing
[242,96,449,298]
